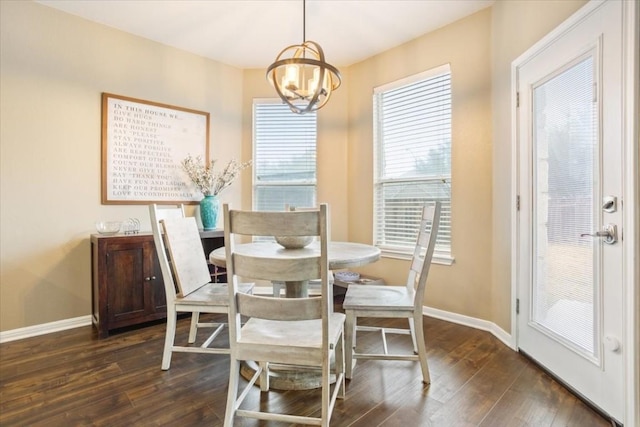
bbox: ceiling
[36,0,494,69]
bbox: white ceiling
[36,0,494,69]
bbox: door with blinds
[514,0,625,422]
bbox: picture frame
[101,93,210,204]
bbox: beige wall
[0,0,589,334]
[0,1,246,331]
[347,9,494,321]
[490,0,588,330]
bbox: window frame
[252,98,318,214]
[373,64,454,265]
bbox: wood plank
[0,309,611,426]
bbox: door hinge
[516,195,521,211]
[516,298,520,314]
[516,91,520,108]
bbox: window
[373,64,452,263]
[253,99,317,212]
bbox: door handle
[580,224,617,244]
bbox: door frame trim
[621,0,639,424]
[510,1,638,425]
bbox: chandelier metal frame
[266,0,342,114]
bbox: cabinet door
[105,241,148,325]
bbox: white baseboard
[0,306,513,349]
[423,305,516,350]
[0,315,92,344]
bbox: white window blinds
[373,64,452,258]
[253,100,317,212]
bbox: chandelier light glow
[266,0,341,114]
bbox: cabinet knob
[144,277,151,281]
[151,276,156,280]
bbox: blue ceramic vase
[200,195,219,230]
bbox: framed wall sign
[101,93,210,204]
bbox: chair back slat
[416,228,433,247]
[161,216,211,297]
[234,254,321,282]
[409,256,424,276]
[229,210,320,237]
[237,293,321,320]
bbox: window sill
[380,249,455,266]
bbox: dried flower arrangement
[181,155,252,196]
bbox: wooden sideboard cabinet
[91,230,224,338]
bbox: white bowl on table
[274,235,313,249]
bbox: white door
[514,0,626,422]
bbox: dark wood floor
[0,306,611,426]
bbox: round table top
[209,241,380,270]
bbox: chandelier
[266,0,341,114]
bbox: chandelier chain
[302,0,306,42]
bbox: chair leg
[272,281,283,297]
[322,355,330,427]
[188,312,200,343]
[259,362,270,392]
[408,317,419,354]
[224,357,240,427]
[161,306,177,370]
[413,313,431,384]
[336,329,346,398]
[345,310,356,379]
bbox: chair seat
[236,312,345,366]
[343,284,414,311]
[176,282,254,306]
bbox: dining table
[208,240,381,390]
[208,241,381,298]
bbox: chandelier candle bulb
[286,65,299,86]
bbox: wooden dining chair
[149,204,253,370]
[222,203,345,427]
[343,202,441,384]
